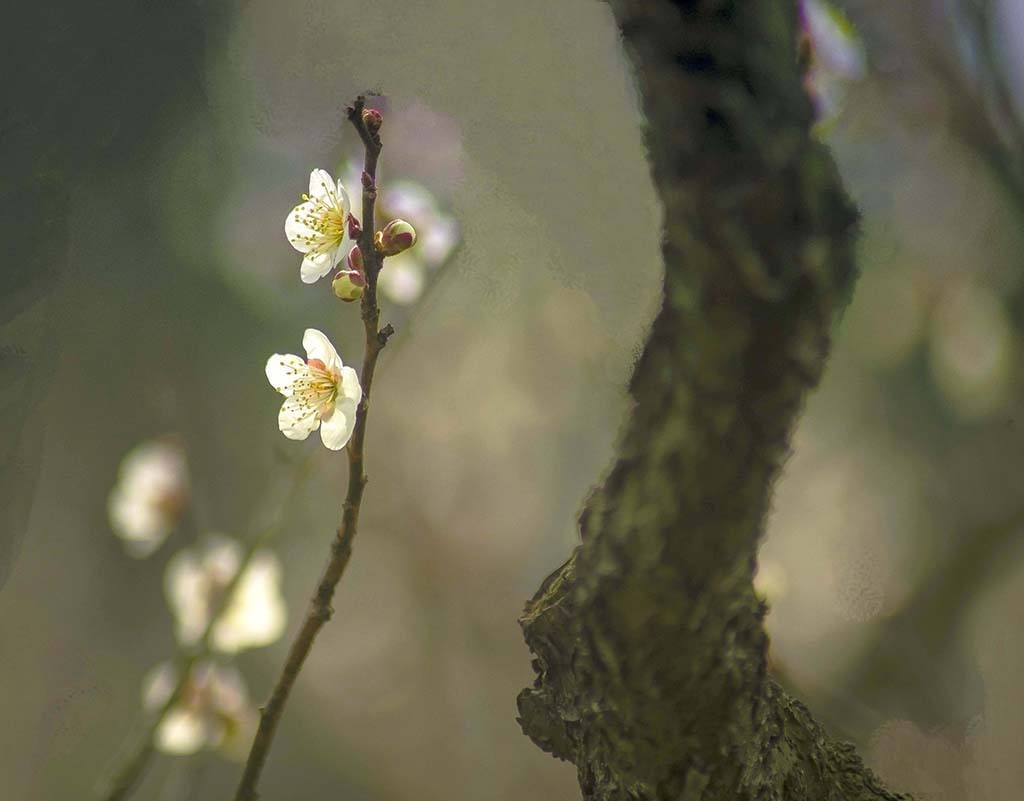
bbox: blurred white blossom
[265,328,362,450]
[285,168,351,283]
[344,161,460,305]
[142,660,256,758]
[164,535,286,653]
[799,0,866,127]
[378,255,427,305]
[108,438,188,558]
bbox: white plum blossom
[142,660,256,758]
[164,535,287,654]
[265,328,362,451]
[285,169,352,284]
[108,438,188,558]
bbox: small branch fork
[231,95,393,801]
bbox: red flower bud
[361,108,383,132]
[375,219,417,256]
[346,213,362,240]
[346,244,365,273]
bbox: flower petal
[156,708,208,755]
[278,395,320,440]
[300,249,336,283]
[339,365,362,406]
[285,201,321,253]
[335,178,351,216]
[265,354,308,397]
[302,329,343,373]
[163,548,208,646]
[319,402,355,450]
[212,551,286,653]
[309,168,340,205]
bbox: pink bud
[347,213,362,240]
[361,171,374,191]
[346,244,365,273]
[362,108,383,132]
[332,269,366,302]
[375,219,417,256]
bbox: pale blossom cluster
[164,535,287,653]
[142,660,257,758]
[108,438,188,557]
[107,438,286,758]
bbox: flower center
[294,359,339,414]
[300,193,344,240]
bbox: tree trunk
[517,2,911,799]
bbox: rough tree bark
[517,2,912,800]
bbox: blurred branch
[516,1,911,799]
[927,7,1024,216]
[95,453,317,801]
[822,506,1024,732]
[231,95,394,801]
[808,0,1024,738]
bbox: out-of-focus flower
[377,257,427,306]
[265,328,362,450]
[285,169,352,284]
[928,279,1014,420]
[344,161,460,305]
[164,535,287,653]
[799,0,866,127]
[142,660,256,758]
[108,438,188,558]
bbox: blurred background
[2,0,1023,799]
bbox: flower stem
[230,95,393,801]
[95,454,317,801]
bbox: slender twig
[96,454,317,801]
[231,94,394,801]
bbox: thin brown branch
[231,95,391,801]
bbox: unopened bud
[332,268,366,302]
[361,171,374,191]
[347,213,362,240]
[346,244,365,273]
[375,219,417,256]
[361,108,383,132]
